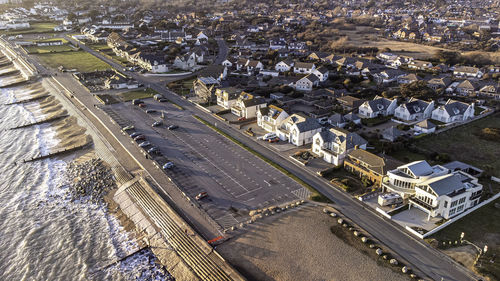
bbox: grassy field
[411,113,500,177]
[167,77,196,96]
[430,198,500,280]
[88,44,111,51]
[0,22,59,36]
[24,44,75,54]
[36,51,111,72]
[120,88,158,101]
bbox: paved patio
[391,206,442,231]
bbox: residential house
[328,113,347,128]
[394,98,434,121]
[173,52,197,70]
[344,149,386,187]
[408,60,433,71]
[453,66,483,78]
[336,95,363,111]
[431,99,475,124]
[409,170,482,220]
[193,77,220,103]
[478,83,500,99]
[275,59,294,72]
[230,92,267,119]
[312,66,329,82]
[277,113,322,146]
[413,119,436,134]
[256,105,289,133]
[427,77,451,91]
[311,128,368,166]
[295,73,319,91]
[215,87,240,109]
[397,73,420,84]
[293,62,316,74]
[455,80,477,96]
[382,160,449,198]
[344,112,361,125]
[358,96,398,118]
[135,53,168,73]
[373,69,406,84]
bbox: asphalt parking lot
[106,98,311,229]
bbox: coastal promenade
[0,43,245,281]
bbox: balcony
[409,197,437,211]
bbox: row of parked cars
[122,127,174,170]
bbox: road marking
[264,180,271,186]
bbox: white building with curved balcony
[382,160,448,198]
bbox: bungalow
[431,99,475,124]
[230,92,267,119]
[215,87,241,109]
[328,113,347,128]
[373,69,406,84]
[358,96,398,118]
[275,59,294,72]
[277,113,323,146]
[295,73,320,91]
[394,98,434,121]
[397,73,420,84]
[257,105,289,133]
[344,149,386,187]
[336,95,363,111]
[408,60,433,70]
[293,62,316,74]
[413,119,436,134]
[427,77,451,91]
[409,170,482,220]
[454,66,483,78]
[311,128,368,166]
[478,84,500,99]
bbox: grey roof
[404,160,433,177]
[294,118,322,132]
[344,112,360,121]
[328,113,345,124]
[319,128,368,151]
[442,100,470,117]
[294,62,315,69]
[382,126,402,141]
[403,99,430,115]
[365,96,393,112]
[422,174,464,196]
[242,97,266,107]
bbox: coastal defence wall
[0,38,37,79]
[114,177,246,281]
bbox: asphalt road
[48,37,478,281]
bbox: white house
[358,96,398,118]
[431,99,475,124]
[394,98,434,122]
[230,92,267,118]
[275,60,294,72]
[135,53,168,73]
[312,128,368,166]
[277,113,322,146]
[215,87,241,109]
[173,52,197,70]
[409,171,482,220]
[413,119,436,134]
[257,105,289,133]
[382,160,449,198]
[197,31,208,40]
[295,73,319,91]
[293,62,315,74]
[453,66,483,78]
[312,66,329,82]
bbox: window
[457,205,464,212]
[444,201,448,208]
[449,208,456,216]
[459,197,466,204]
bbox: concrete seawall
[0,38,38,79]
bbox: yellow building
[344,149,385,187]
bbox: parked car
[132,99,144,105]
[147,147,160,154]
[195,192,208,200]
[238,117,246,121]
[121,125,134,131]
[268,137,280,143]
[138,103,146,108]
[134,135,145,141]
[158,98,168,102]
[167,124,178,130]
[138,141,151,147]
[152,121,163,127]
[162,162,174,169]
[145,109,157,114]
[130,132,141,138]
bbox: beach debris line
[64,158,116,204]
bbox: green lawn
[24,44,75,54]
[120,88,158,101]
[88,44,111,51]
[0,22,59,36]
[36,51,111,72]
[430,198,500,280]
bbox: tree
[400,81,435,99]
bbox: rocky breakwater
[64,158,116,204]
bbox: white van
[260,132,277,141]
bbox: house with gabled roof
[230,92,266,118]
[275,59,294,72]
[408,60,433,70]
[311,127,368,165]
[431,99,475,124]
[295,73,319,91]
[478,83,500,99]
[257,105,289,133]
[373,69,406,84]
[344,149,386,187]
[453,66,483,78]
[427,77,451,91]
[413,119,436,134]
[293,62,316,74]
[394,98,434,121]
[215,87,241,109]
[277,113,323,146]
[174,52,197,70]
[455,80,477,96]
[358,96,398,118]
[397,73,420,84]
[312,66,329,82]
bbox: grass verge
[193,115,331,203]
[35,50,111,72]
[120,88,158,101]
